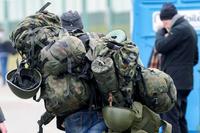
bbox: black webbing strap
[37,2,51,13]
[136,65,159,107]
[136,66,147,96]
[37,111,55,133]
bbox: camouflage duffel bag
[91,56,118,95]
[137,68,177,113]
[41,74,91,115]
[91,56,125,106]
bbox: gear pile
[7,4,176,133]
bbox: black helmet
[6,68,42,99]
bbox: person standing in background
[0,107,7,133]
[0,28,7,85]
[0,28,16,85]
[155,3,198,133]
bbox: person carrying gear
[58,10,107,133]
[7,3,177,133]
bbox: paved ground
[0,84,64,133]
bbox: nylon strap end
[37,2,51,13]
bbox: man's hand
[0,122,7,133]
[157,28,168,36]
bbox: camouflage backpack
[10,4,62,68]
[136,68,177,113]
[10,2,89,114]
[8,3,91,131]
[40,34,87,76]
[90,37,139,106]
[39,31,92,116]
[41,74,91,115]
[6,3,89,133]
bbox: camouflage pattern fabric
[88,38,139,106]
[131,102,161,133]
[91,57,118,94]
[112,41,139,88]
[11,11,61,47]
[88,37,139,85]
[131,102,172,133]
[86,37,107,61]
[103,102,172,133]
[42,74,90,115]
[40,34,86,76]
[137,68,177,113]
[10,11,62,68]
[91,56,126,106]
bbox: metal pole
[22,0,26,17]
[106,0,112,31]
[62,0,66,12]
[3,0,9,38]
[82,0,88,30]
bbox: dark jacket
[0,41,16,54]
[0,107,5,122]
[155,15,198,90]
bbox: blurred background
[0,0,132,71]
[0,0,132,39]
[0,0,200,133]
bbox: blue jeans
[0,56,8,84]
[64,110,107,133]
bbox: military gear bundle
[7,3,177,133]
[8,3,92,119]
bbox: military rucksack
[10,4,62,68]
[90,37,139,106]
[136,68,177,113]
[41,74,91,116]
[40,34,87,76]
[8,3,91,132]
[39,33,91,115]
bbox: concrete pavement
[0,84,64,133]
